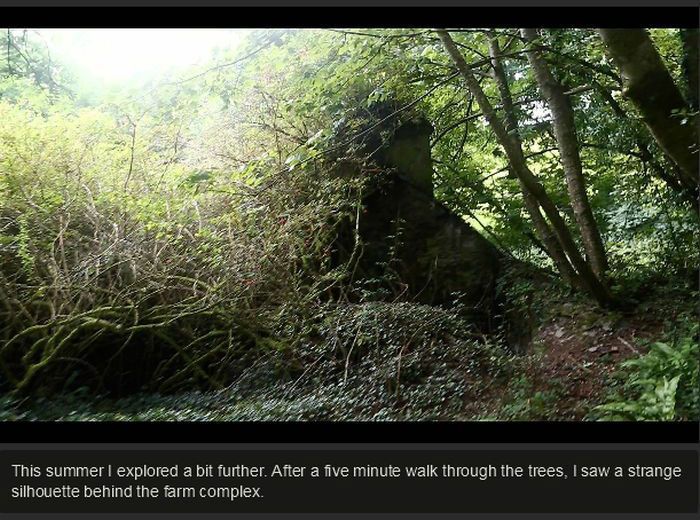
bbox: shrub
[0,100,363,395]
[593,322,699,421]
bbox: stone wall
[338,116,502,330]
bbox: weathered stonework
[339,116,502,329]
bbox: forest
[0,27,697,421]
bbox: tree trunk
[597,83,698,211]
[488,33,579,287]
[598,29,699,190]
[521,28,608,278]
[680,29,699,110]
[437,29,612,306]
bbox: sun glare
[38,28,248,86]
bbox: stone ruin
[334,116,504,333]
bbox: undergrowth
[1,302,515,421]
[592,319,699,421]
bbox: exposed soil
[465,295,679,420]
[526,313,662,419]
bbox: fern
[594,325,699,421]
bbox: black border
[2,421,698,444]
[0,6,698,29]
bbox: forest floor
[0,278,695,422]
[464,303,664,420]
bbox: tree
[594,83,698,210]
[487,32,579,287]
[521,28,608,278]
[680,29,698,111]
[1,29,70,96]
[597,29,698,198]
[437,29,612,306]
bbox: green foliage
[1,302,515,421]
[491,373,563,421]
[593,323,699,421]
[0,87,361,394]
[0,30,71,98]
[0,27,697,422]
